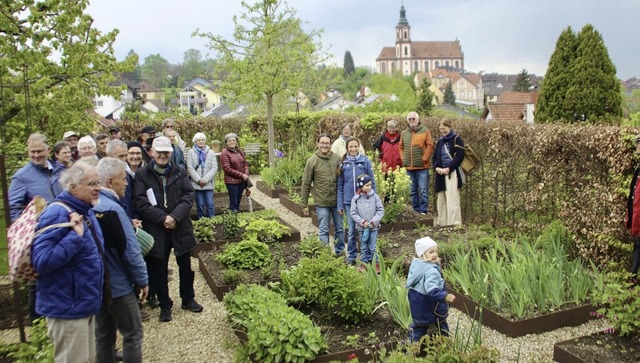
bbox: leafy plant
[243,218,291,244]
[224,284,327,362]
[6,318,54,362]
[380,203,404,224]
[259,166,279,188]
[364,253,413,329]
[298,235,327,258]
[222,269,249,285]
[216,239,272,270]
[261,244,286,279]
[591,271,640,336]
[193,217,215,242]
[221,210,242,239]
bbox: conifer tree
[343,51,355,76]
[444,82,456,105]
[417,78,434,115]
[513,69,532,92]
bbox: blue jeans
[407,168,429,213]
[316,206,345,255]
[195,190,215,219]
[359,228,379,264]
[343,204,358,261]
[226,183,246,212]
[95,292,143,363]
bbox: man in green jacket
[301,134,345,255]
[399,111,434,214]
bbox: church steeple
[397,5,409,27]
[395,5,411,59]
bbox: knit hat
[127,141,144,151]
[355,174,373,189]
[415,237,437,257]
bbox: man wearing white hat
[406,237,456,342]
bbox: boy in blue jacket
[406,237,456,342]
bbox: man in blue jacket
[94,157,149,363]
[32,163,105,363]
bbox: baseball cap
[152,136,173,152]
[140,126,157,134]
[63,131,78,139]
[109,126,121,133]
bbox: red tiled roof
[498,91,538,104]
[376,41,463,60]
[486,103,525,121]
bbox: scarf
[441,130,456,142]
[151,160,172,178]
[195,146,207,167]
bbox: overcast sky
[87,0,639,79]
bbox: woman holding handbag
[432,120,465,226]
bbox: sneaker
[159,307,172,322]
[181,299,203,313]
[140,310,150,322]
[147,297,159,309]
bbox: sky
[86,0,639,79]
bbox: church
[376,6,464,75]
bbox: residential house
[376,6,464,76]
[414,70,483,108]
[482,91,539,123]
[170,76,223,114]
[94,78,138,120]
[141,99,168,114]
[137,80,165,102]
[482,73,541,103]
[413,72,444,104]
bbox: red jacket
[220,147,249,185]
[373,131,402,173]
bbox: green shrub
[216,239,271,270]
[243,219,291,244]
[193,217,215,242]
[6,318,54,362]
[298,235,327,258]
[221,210,242,239]
[222,269,249,285]
[224,284,326,362]
[592,271,640,336]
[280,253,375,323]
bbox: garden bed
[213,193,264,214]
[449,287,595,337]
[309,206,433,233]
[255,181,287,198]
[278,192,315,217]
[197,241,302,301]
[193,217,300,254]
[553,331,640,363]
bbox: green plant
[364,253,413,329]
[222,269,249,285]
[592,271,640,336]
[224,284,327,362]
[193,217,215,242]
[243,218,291,244]
[216,239,272,270]
[279,251,375,323]
[381,203,404,224]
[7,317,54,362]
[221,210,241,239]
[298,235,327,258]
[259,167,279,188]
[261,244,286,279]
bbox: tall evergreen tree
[417,78,434,115]
[444,82,456,105]
[343,51,355,76]
[513,69,532,92]
[536,27,578,122]
[565,24,622,121]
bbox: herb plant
[243,218,290,243]
[216,239,271,270]
[592,271,640,336]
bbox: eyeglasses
[165,125,174,128]
[408,118,416,121]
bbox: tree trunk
[266,94,275,167]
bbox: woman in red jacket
[220,133,250,211]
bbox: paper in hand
[146,188,158,206]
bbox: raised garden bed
[193,217,300,254]
[278,192,315,217]
[553,331,640,363]
[213,192,264,214]
[255,181,287,198]
[309,206,433,234]
[449,287,595,337]
[197,241,302,301]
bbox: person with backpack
[32,163,105,363]
[432,120,465,226]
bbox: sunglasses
[165,125,174,128]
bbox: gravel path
[1,175,607,362]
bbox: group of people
[8,121,253,362]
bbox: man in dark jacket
[133,136,202,322]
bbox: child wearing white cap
[406,236,456,342]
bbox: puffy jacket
[300,150,341,208]
[350,191,384,231]
[373,131,402,173]
[399,124,434,170]
[220,147,249,185]
[433,132,466,193]
[94,189,148,299]
[627,166,640,235]
[32,191,104,319]
[9,161,63,222]
[337,154,376,209]
[187,146,218,191]
[133,162,196,258]
[406,258,449,326]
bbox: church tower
[395,5,411,60]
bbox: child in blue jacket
[406,237,456,341]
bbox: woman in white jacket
[187,132,218,219]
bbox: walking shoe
[159,307,172,322]
[181,299,203,313]
[115,350,123,362]
[348,260,356,266]
[147,297,159,309]
[140,310,150,322]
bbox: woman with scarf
[187,132,218,219]
[432,120,465,226]
[337,137,376,265]
[220,133,249,212]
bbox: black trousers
[146,237,195,309]
[632,237,640,276]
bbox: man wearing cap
[399,111,434,214]
[63,130,80,161]
[133,136,202,322]
[138,126,156,146]
[626,134,640,280]
[109,126,122,140]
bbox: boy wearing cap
[349,174,384,268]
[406,237,455,341]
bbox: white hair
[192,132,207,144]
[77,136,96,149]
[96,157,127,183]
[106,139,127,155]
[60,163,95,190]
